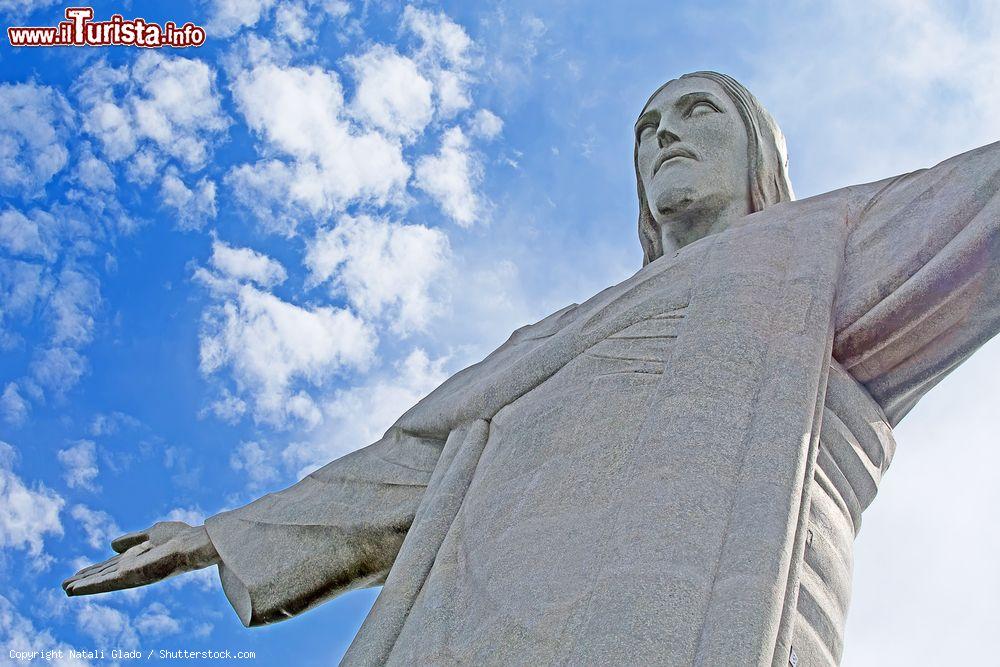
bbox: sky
[0,0,998,665]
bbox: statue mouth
[654,147,698,175]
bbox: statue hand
[62,521,220,596]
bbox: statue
[63,71,1000,666]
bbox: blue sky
[1,1,999,665]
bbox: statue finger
[63,567,120,595]
[61,540,152,591]
[64,569,130,596]
[111,529,149,553]
[62,558,124,591]
[65,549,153,594]
[62,554,123,588]
[68,557,116,578]
[61,573,82,592]
[69,543,181,595]
[89,552,136,578]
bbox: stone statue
[63,71,1000,666]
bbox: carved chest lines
[584,305,687,375]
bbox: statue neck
[658,197,751,254]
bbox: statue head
[635,71,794,265]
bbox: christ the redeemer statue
[64,71,1000,666]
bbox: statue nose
[657,127,680,149]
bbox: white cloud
[229,62,410,224]
[285,390,323,428]
[199,283,376,428]
[77,53,228,172]
[470,109,504,140]
[275,2,313,43]
[18,262,100,399]
[0,207,58,261]
[221,8,492,233]
[415,253,555,380]
[305,215,452,333]
[0,260,50,351]
[57,440,100,492]
[166,566,219,593]
[70,504,120,551]
[203,389,247,424]
[415,127,483,226]
[88,411,140,437]
[319,0,350,19]
[206,0,350,38]
[478,11,547,102]
[346,45,434,140]
[206,0,277,37]
[207,0,354,41]
[30,346,87,397]
[0,241,100,402]
[126,149,160,186]
[76,602,138,649]
[230,440,279,489]
[134,603,181,639]
[224,160,300,236]
[433,69,472,117]
[401,6,476,117]
[402,6,474,69]
[159,506,207,525]
[74,146,116,193]
[196,236,376,429]
[48,266,100,348]
[81,98,134,162]
[193,621,214,638]
[130,54,228,168]
[0,383,28,426]
[0,82,73,198]
[160,171,217,230]
[209,239,287,289]
[0,442,64,560]
[0,0,60,15]
[0,595,88,667]
[284,348,449,476]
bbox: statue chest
[391,329,895,667]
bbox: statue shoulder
[389,301,581,438]
[504,302,581,346]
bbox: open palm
[62,521,219,596]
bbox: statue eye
[636,122,656,142]
[687,101,719,117]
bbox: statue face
[636,77,750,231]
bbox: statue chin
[650,187,697,221]
[651,189,726,241]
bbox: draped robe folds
[205,141,1000,666]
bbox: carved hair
[636,71,795,265]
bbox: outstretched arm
[203,427,442,626]
[63,426,441,626]
[834,140,1000,424]
[63,300,584,625]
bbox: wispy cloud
[284,347,449,476]
[57,440,100,492]
[415,127,485,227]
[0,595,87,667]
[305,215,452,333]
[228,59,410,230]
[75,53,229,173]
[197,257,376,428]
[0,441,64,563]
[0,82,73,199]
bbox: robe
[205,140,1000,666]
